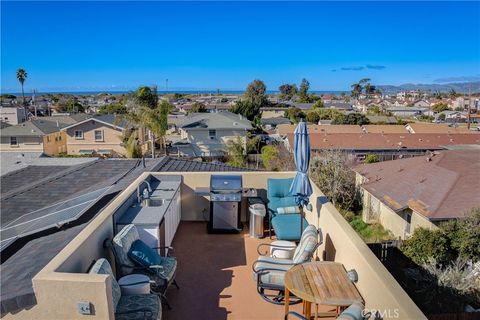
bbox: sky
[1,1,480,93]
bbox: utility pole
[467,84,472,130]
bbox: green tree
[98,103,127,115]
[317,108,342,120]
[190,102,207,113]
[245,79,268,107]
[437,113,446,121]
[16,68,28,106]
[298,78,312,103]
[332,112,370,125]
[312,99,324,109]
[401,228,453,266]
[284,107,305,123]
[231,79,267,120]
[305,111,320,123]
[432,103,449,112]
[137,86,158,109]
[364,154,379,163]
[351,83,362,99]
[279,84,298,101]
[366,105,382,116]
[226,137,247,167]
[261,145,279,171]
[309,150,357,209]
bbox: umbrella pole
[300,205,304,240]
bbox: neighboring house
[0,116,87,155]
[412,100,430,108]
[0,107,26,125]
[280,123,480,161]
[353,150,480,239]
[172,111,252,158]
[261,117,291,130]
[61,114,128,156]
[386,106,428,117]
[437,111,469,123]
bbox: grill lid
[210,175,242,192]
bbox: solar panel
[0,187,110,251]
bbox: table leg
[285,287,290,316]
[305,301,312,319]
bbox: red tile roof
[288,133,480,150]
[353,150,480,220]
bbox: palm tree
[351,83,362,99]
[16,68,28,118]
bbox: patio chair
[89,258,162,320]
[284,302,367,320]
[267,178,308,241]
[104,224,179,309]
[252,224,321,305]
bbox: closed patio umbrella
[289,119,313,235]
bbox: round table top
[118,274,150,289]
[284,261,363,306]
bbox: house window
[74,130,84,139]
[94,130,104,141]
[209,129,216,139]
[404,212,412,235]
[10,137,18,146]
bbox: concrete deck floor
[163,221,336,320]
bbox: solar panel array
[0,187,110,251]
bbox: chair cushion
[337,302,365,320]
[271,214,308,241]
[292,230,319,264]
[253,256,293,287]
[128,240,162,268]
[277,206,300,215]
[89,258,121,311]
[115,294,162,320]
[113,224,140,275]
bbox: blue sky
[1,1,479,93]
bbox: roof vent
[233,122,238,126]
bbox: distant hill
[378,81,480,94]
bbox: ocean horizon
[1,90,347,97]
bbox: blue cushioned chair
[89,258,162,320]
[267,178,308,240]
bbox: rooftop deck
[3,171,427,320]
[164,221,335,320]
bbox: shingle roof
[178,111,252,130]
[353,150,480,220]
[0,156,255,315]
[156,156,254,172]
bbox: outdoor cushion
[113,224,140,275]
[89,258,121,311]
[253,256,293,287]
[277,206,300,214]
[128,239,162,268]
[292,228,319,264]
[271,214,308,241]
[267,178,297,215]
[115,294,162,320]
[337,302,365,320]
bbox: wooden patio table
[284,261,363,319]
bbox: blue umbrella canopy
[289,120,313,206]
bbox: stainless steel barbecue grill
[208,175,242,233]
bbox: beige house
[62,115,127,156]
[0,116,85,155]
[354,150,480,239]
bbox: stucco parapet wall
[32,171,426,320]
